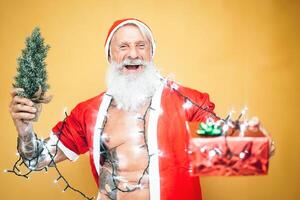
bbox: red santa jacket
[50,81,216,200]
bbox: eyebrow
[118,40,147,45]
[135,41,146,45]
[119,42,129,46]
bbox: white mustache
[115,59,147,69]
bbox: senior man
[10,18,217,200]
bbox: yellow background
[0,0,299,199]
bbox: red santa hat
[104,18,156,61]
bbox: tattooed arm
[10,88,67,170]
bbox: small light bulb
[241,106,248,115]
[171,83,179,90]
[182,100,192,109]
[134,114,143,120]
[200,147,206,153]
[123,183,129,189]
[63,107,68,115]
[208,150,216,157]
[117,104,123,109]
[157,150,164,157]
[239,152,246,159]
[133,146,141,155]
[157,107,163,115]
[222,124,229,133]
[229,110,235,119]
[137,184,143,189]
[101,133,109,142]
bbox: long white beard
[106,60,162,111]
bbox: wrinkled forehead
[110,24,151,45]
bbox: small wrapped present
[188,110,271,176]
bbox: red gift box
[188,122,270,176]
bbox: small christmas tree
[14,27,51,103]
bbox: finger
[269,140,275,157]
[271,141,275,152]
[10,88,24,97]
[13,96,34,106]
[12,112,35,120]
[270,148,275,157]
[12,104,37,114]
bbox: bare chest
[99,102,152,199]
[102,103,150,171]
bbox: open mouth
[124,65,141,70]
[120,59,145,74]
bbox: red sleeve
[52,103,88,158]
[179,86,217,122]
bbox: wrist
[17,122,34,138]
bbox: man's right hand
[9,88,37,136]
[9,88,68,168]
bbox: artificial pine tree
[14,27,52,120]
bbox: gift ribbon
[196,122,222,136]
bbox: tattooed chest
[99,103,151,200]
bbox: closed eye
[119,45,128,50]
[138,44,145,49]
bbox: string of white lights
[5,78,230,200]
[5,112,94,200]
[98,96,153,198]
